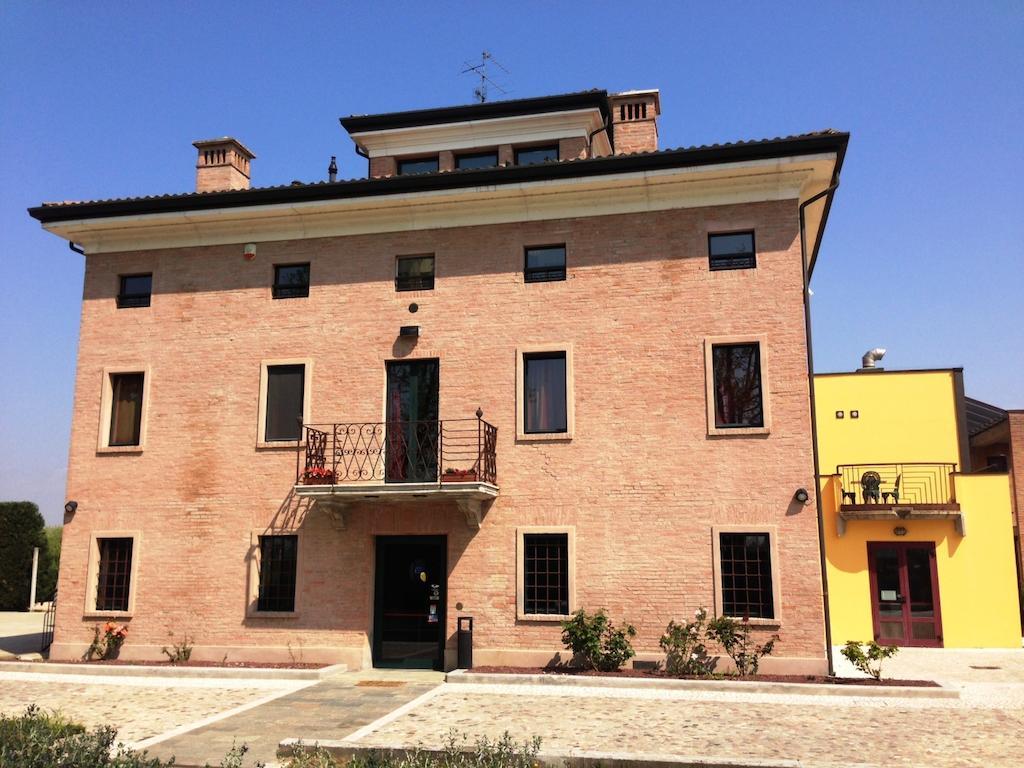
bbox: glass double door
[867,542,943,647]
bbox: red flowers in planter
[302,466,336,485]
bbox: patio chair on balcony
[842,490,857,505]
[882,474,901,504]
[861,471,881,503]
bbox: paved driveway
[344,650,1024,768]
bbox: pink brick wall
[54,198,827,670]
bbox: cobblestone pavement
[0,670,306,746]
[351,678,1024,768]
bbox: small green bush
[840,639,899,680]
[705,616,778,676]
[560,608,637,672]
[659,608,717,677]
[0,705,173,767]
[161,633,194,664]
[286,732,540,768]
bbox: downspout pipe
[799,180,839,676]
[68,241,84,255]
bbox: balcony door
[867,542,943,647]
[385,359,439,483]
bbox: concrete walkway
[0,611,45,656]
[145,668,441,767]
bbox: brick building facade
[30,89,848,672]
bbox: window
[108,372,145,447]
[257,535,298,612]
[455,151,498,170]
[523,352,567,434]
[263,364,305,442]
[258,359,311,446]
[397,156,439,175]
[515,145,559,166]
[95,537,133,612]
[709,232,756,271]
[711,342,764,430]
[395,255,435,291]
[718,532,775,620]
[117,274,152,308]
[522,533,569,616]
[273,263,310,299]
[516,527,575,620]
[524,245,566,283]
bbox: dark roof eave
[340,90,610,134]
[28,132,849,225]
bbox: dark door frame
[372,534,448,670]
[384,358,440,484]
[867,541,944,648]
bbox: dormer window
[456,151,499,170]
[397,157,439,176]
[515,145,559,166]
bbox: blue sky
[2,2,1022,524]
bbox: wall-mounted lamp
[64,500,78,515]
[835,410,844,419]
[794,488,810,505]
[399,325,420,338]
[850,410,859,419]
[893,526,908,536]
[243,243,257,261]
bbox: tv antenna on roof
[461,51,509,103]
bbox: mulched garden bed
[19,659,328,669]
[467,665,939,687]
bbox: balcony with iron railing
[292,410,497,528]
[833,462,963,536]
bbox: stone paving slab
[0,671,303,745]
[148,671,439,767]
[348,682,1024,768]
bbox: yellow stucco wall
[815,370,961,474]
[816,370,1022,647]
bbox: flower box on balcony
[442,469,477,483]
[301,468,336,485]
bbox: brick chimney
[193,137,255,193]
[608,90,661,155]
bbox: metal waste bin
[457,616,473,669]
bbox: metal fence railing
[837,463,957,506]
[297,412,497,487]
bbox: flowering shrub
[85,622,128,661]
[301,467,336,484]
[560,608,637,672]
[705,615,778,676]
[841,640,899,680]
[660,608,717,677]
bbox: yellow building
[815,365,1022,648]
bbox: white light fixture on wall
[243,243,257,261]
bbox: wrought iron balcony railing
[837,463,957,508]
[297,413,497,486]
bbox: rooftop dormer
[341,90,626,178]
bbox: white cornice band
[43,154,838,257]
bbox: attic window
[397,157,439,176]
[515,145,559,166]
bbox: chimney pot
[192,137,255,193]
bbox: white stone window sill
[96,445,144,455]
[83,611,134,620]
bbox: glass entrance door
[373,535,446,669]
[867,542,943,647]
[385,360,439,483]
